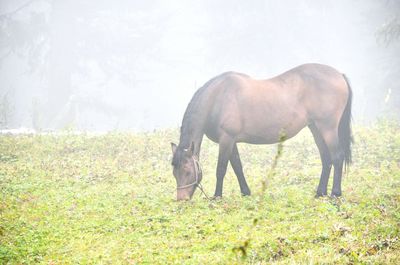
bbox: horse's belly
[238,113,308,144]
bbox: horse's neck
[179,82,215,155]
[179,119,204,157]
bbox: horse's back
[202,64,349,143]
[281,64,349,122]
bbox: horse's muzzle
[176,187,194,201]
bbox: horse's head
[171,142,202,201]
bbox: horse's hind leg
[313,122,345,197]
[309,124,332,197]
[320,132,345,197]
[332,159,344,197]
[230,144,251,196]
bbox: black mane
[172,146,184,167]
[178,73,230,149]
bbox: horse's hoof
[315,192,327,198]
[331,192,342,197]
[241,191,251,196]
[212,195,222,200]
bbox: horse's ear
[171,143,177,155]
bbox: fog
[0,0,399,131]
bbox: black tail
[338,74,353,170]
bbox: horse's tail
[338,74,353,170]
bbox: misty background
[0,0,399,131]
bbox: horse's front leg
[214,135,235,198]
[230,143,251,196]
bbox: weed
[0,121,399,264]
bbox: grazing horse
[171,63,353,201]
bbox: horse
[171,63,353,201]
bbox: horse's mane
[173,72,245,166]
[178,73,228,148]
[172,73,230,166]
[172,85,206,166]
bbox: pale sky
[0,0,399,130]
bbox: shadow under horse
[171,63,353,201]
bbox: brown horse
[171,63,353,201]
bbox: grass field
[1,121,399,264]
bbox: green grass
[1,121,399,264]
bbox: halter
[176,156,210,199]
[177,156,202,189]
